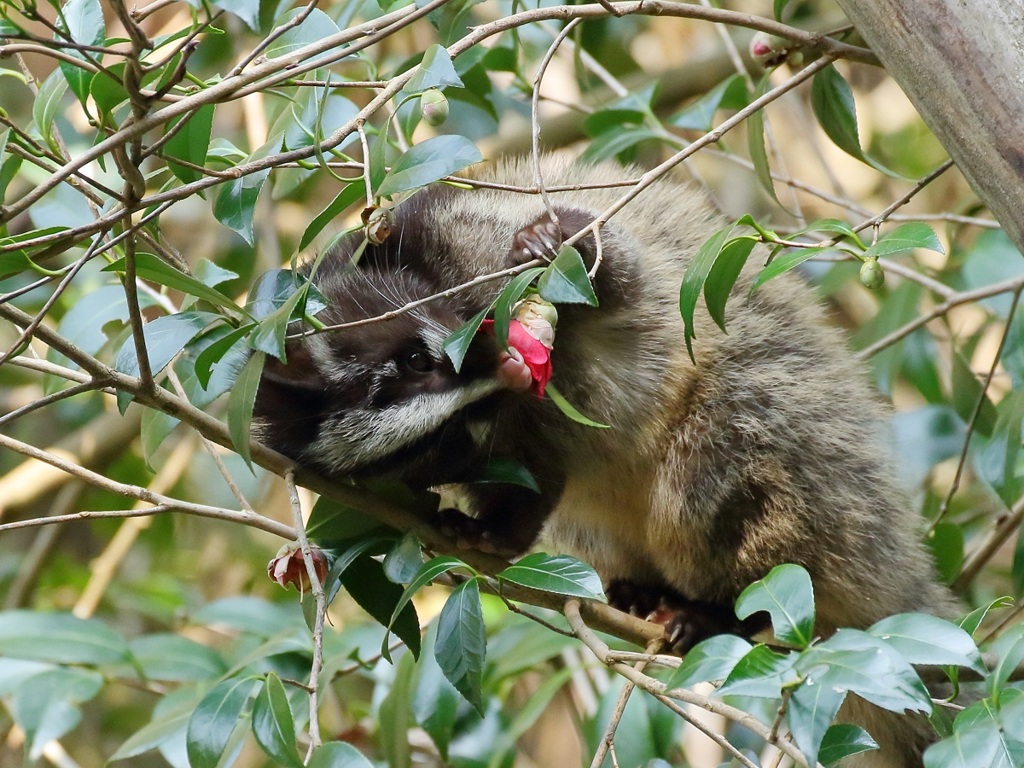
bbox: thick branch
[836,0,1024,252]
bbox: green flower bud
[859,258,885,290]
[420,89,449,127]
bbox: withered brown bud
[361,205,393,244]
[267,544,329,595]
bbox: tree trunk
[836,0,1024,253]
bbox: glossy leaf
[704,236,755,331]
[752,246,832,291]
[665,634,751,689]
[341,555,421,658]
[493,266,545,349]
[109,692,195,762]
[210,0,260,30]
[716,645,796,698]
[383,532,425,584]
[376,135,482,198]
[226,349,264,468]
[309,741,376,768]
[864,222,944,260]
[265,8,340,58]
[0,611,130,665]
[32,69,68,152]
[735,563,815,648]
[989,622,1024,697]
[804,629,931,713]
[165,105,215,185]
[545,383,610,428]
[299,182,363,251]
[129,634,227,682]
[476,457,540,492]
[56,0,104,106]
[788,678,846,768]
[680,225,731,359]
[746,74,781,206]
[669,74,747,131]
[435,578,486,713]
[443,304,492,373]
[12,668,103,761]
[818,724,878,765]
[383,555,471,659]
[103,252,241,314]
[537,246,598,306]
[811,63,896,176]
[868,613,984,672]
[251,673,302,767]
[498,553,604,600]
[405,44,464,92]
[185,676,261,768]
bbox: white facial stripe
[313,377,504,472]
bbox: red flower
[507,319,552,397]
[480,319,553,398]
[267,544,329,595]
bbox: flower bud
[513,296,558,349]
[420,89,450,127]
[859,258,885,290]
[750,32,797,69]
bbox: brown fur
[256,155,958,765]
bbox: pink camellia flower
[480,318,553,398]
[267,543,329,595]
[507,319,552,397]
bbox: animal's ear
[259,340,325,392]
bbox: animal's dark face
[254,264,509,478]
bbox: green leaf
[811,64,898,176]
[716,645,796,698]
[251,673,302,768]
[103,252,241,314]
[959,597,1013,638]
[746,74,781,206]
[186,676,261,768]
[868,613,984,672]
[704,236,755,331]
[129,634,227,682]
[665,634,751,689]
[950,350,998,438]
[789,678,846,768]
[735,563,815,648]
[210,0,260,30]
[804,629,931,714]
[752,246,832,291]
[411,623,461,759]
[864,222,945,259]
[250,287,308,360]
[56,0,104,106]
[405,44,464,92]
[537,246,598,306]
[818,724,878,765]
[680,225,731,359]
[306,495,391,542]
[191,324,252,391]
[435,578,486,713]
[475,457,540,492]
[109,692,195,762]
[165,105,215,185]
[443,304,492,373]
[378,651,414,768]
[227,349,264,469]
[376,135,482,198]
[773,0,793,20]
[214,167,271,245]
[0,611,130,665]
[669,73,748,131]
[923,716,1010,768]
[383,532,425,584]
[383,555,471,660]
[299,182,363,251]
[32,69,69,152]
[989,623,1024,697]
[497,553,604,600]
[265,8,340,58]
[493,266,545,349]
[545,383,610,428]
[113,311,223,411]
[309,741,376,768]
[11,668,103,761]
[341,555,421,659]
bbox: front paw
[509,216,563,265]
[435,508,528,558]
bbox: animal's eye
[404,350,434,373]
